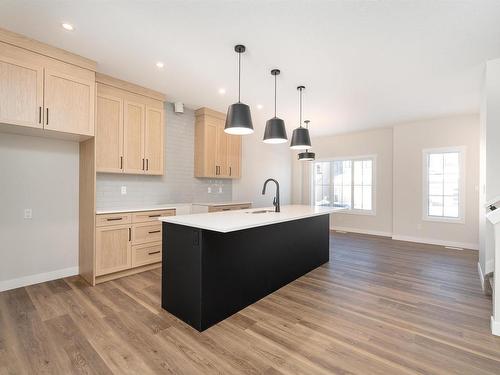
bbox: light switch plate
[121,186,127,195]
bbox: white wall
[393,115,480,249]
[292,114,480,250]
[292,127,393,236]
[0,133,79,291]
[232,122,292,208]
[480,59,500,276]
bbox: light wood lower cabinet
[95,224,132,276]
[94,208,175,283]
[208,204,252,213]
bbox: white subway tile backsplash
[96,103,232,210]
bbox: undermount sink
[247,210,275,214]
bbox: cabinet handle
[146,158,149,171]
[148,214,161,218]
[142,158,145,170]
[120,156,123,169]
[107,217,123,221]
[148,250,161,255]
[38,107,42,124]
[46,108,49,125]
[229,166,232,176]
[148,230,161,234]
[128,228,131,241]
[222,208,231,211]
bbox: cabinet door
[204,120,218,177]
[144,106,164,175]
[44,69,95,136]
[123,100,145,174]
[227,134,241,178]
[0,49,43,128]
[95,225,131,276]
[216,122,229,177]
[96,93,123,173]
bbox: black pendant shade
[263,69,287,144]
[225,44,254,135]
[298,151,316,161]
[290,85,312,149]
[290,127,311,150]
[225,102,254,135]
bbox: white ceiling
[1,0,500,137]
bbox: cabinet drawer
[208,204,251,213]
[132,242,162,267]
[96,213,132,227]
[132,222,162,245]
[132,209,175,223]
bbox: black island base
[161,214,330,331]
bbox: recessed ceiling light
[156,61,164,69]
[218,88,226,95]
[257,104,263,110]
[61,23,74,31]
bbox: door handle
[120,156,123,169]
[46,108,49,125]
[128,227,131,241]
[39,107,42,124]
[146,158,149,171]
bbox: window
[313,156,375,214]
[423,147,465,222]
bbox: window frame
[311,154,377,216]
[422,146,466,224]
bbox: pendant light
[290,86,311,149]
[298,120,315,161]
[225,44,254,135]
[263,69,287,143]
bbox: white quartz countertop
[159,205,340,233]
[96,203,191,215]
[192,201,252,207]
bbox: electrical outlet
[218,186,223,193]
[208,187,212,194]
[24,208,32,219]
[121,186,127,195]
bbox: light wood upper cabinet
[44,69,95,136]
[95,224,132,276]
[0,46,43,129]
[0,38,95,137]
[144,106,164,175]
[123,100,145,173]
[95,76,165,176]
[194,107,242,179]
[227,134,242,178]
[96,93,123,172]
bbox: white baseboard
[478,262,486,291]
[331,226,392,238]
[391,234,479,250]
[0,266,79,292]
[492,316,500,336]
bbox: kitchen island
[159,205,338,331]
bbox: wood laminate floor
[1,232,500,374]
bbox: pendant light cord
[238,51,241,103]
[299,87,303,128]
[274,73,277,118]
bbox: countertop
[192,201,252,207]
[159,205,340,233]
[96,203,191,215]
